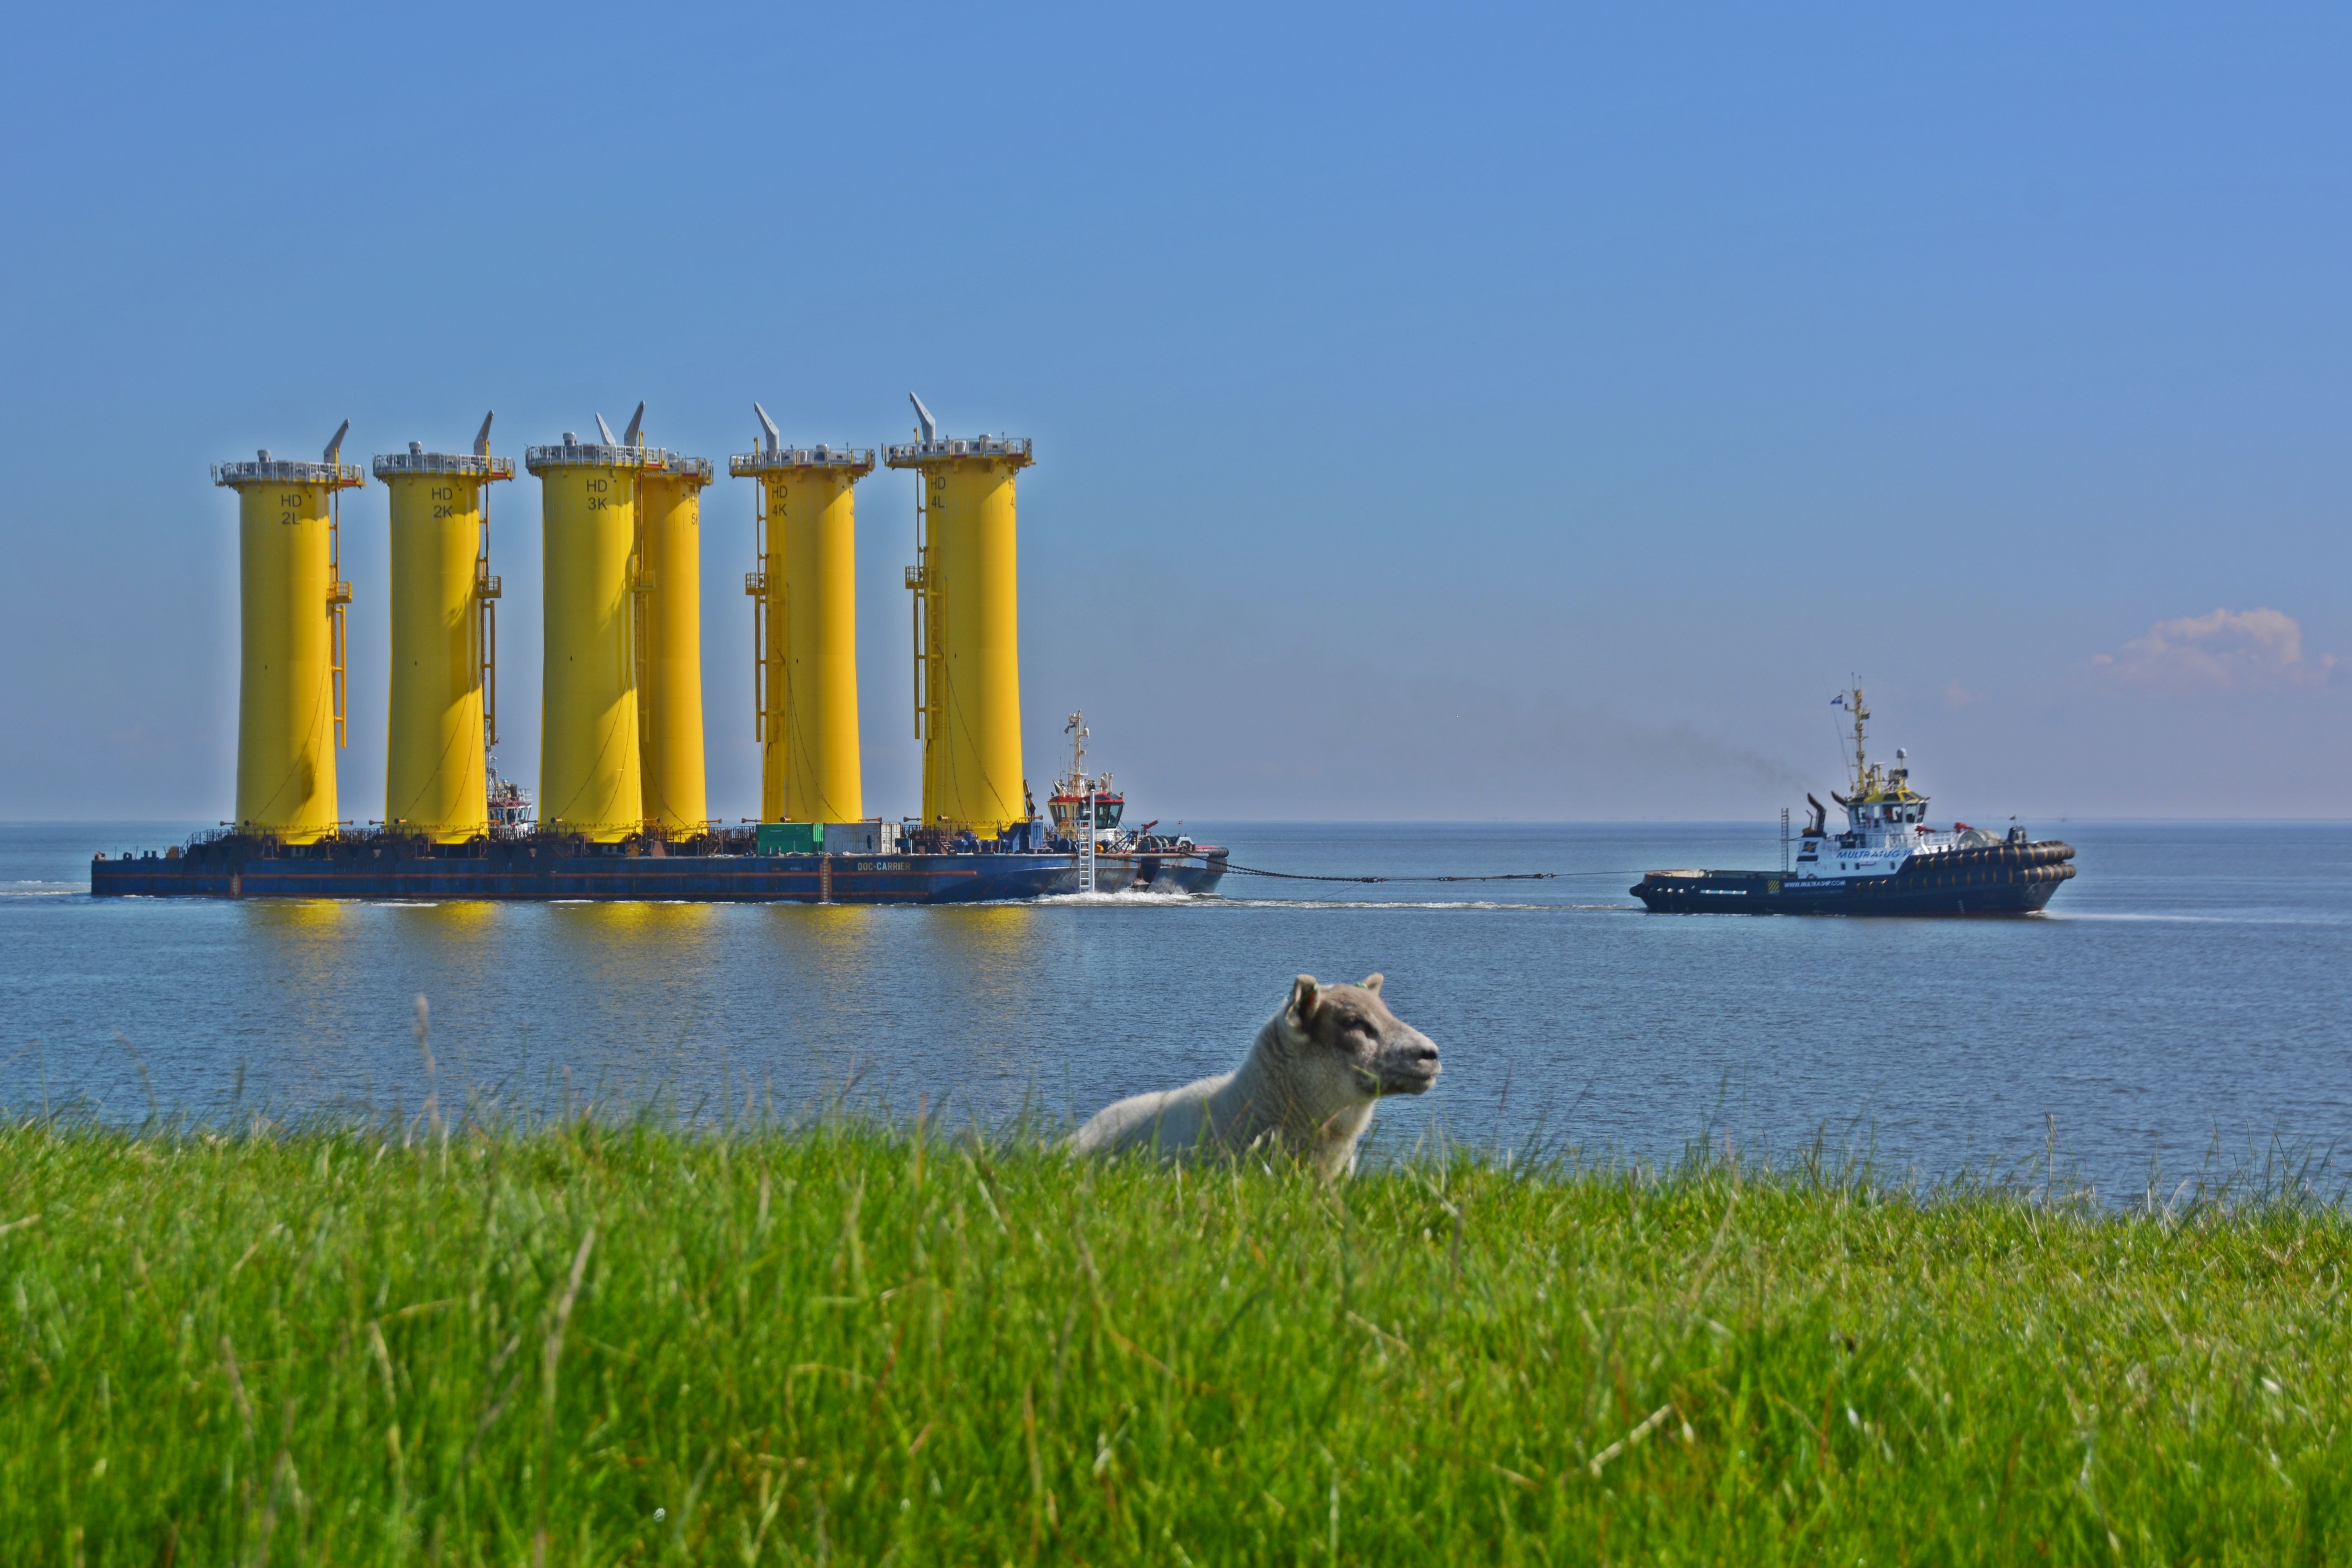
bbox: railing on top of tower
[728,445,876,473]
[211,457,367,486]
[370,450,516,479]
[882,434,1032,465]
[522,441,710,476]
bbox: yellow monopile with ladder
[528,414,650,842]
[734,402,871,825]
[889,395,1033,839]
[214,423,363,844]
[376,413,511,843]
[634,425,714,836]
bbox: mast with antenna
[1845,681,1870,794]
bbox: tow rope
[1173,855,1559,885]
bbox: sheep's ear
[1289,975,1321,1025]
[1360,973,1384,994]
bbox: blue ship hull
[1632,840,2075,916]
[90,843,1128,904]
[1076,852,1226,896]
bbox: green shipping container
[756,822,823,854]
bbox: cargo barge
[1632,685,2075,916]
[90,822,1228,905]
[101,403,1238,905]
[94,758,1230,907]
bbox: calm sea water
[5,821,2348,1200]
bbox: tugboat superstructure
[1634,685,2077,915]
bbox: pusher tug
[1047,714,1227,896]
[1632,686,2076,915]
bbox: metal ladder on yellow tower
[905,445,938,794]
[891,392,1033,843]
[475,447,502,762]
[739,403,872,833]
[325,423,353,756]
[617,406,655,836]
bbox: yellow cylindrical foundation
[528,441,645,841]
[638,463,712,834]
[734,445,872,824]
[217,456,362,843]
[378,450,511,842]
[890,437,1032,837]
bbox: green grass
[2,1118,2347,1565]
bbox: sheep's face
[1286,974,1442,1100]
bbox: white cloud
[2093,607,2335,690]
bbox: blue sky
[4,2,2347,821]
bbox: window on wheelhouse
[1095,798,1123,827]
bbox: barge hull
[91,843,1231,904]
[94,850,1082,904]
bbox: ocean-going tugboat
[1048,713,1227,894]
[1632,686,2075,915]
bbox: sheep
[1071,974,1441,1179]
